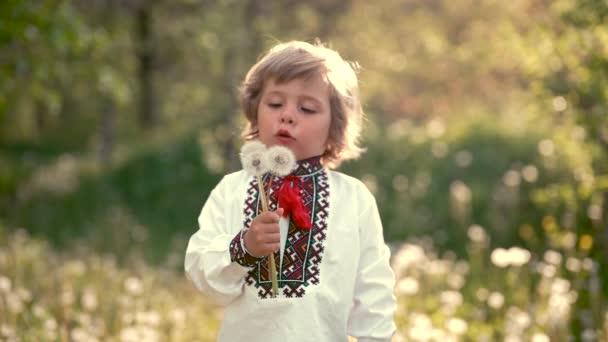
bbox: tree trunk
[98,98,114,167]
[34,100,48,137]
[136,4,157,128]
[220,0,263,173]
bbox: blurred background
[1,0,607,340]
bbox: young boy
[185,40,396,341]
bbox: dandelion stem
[256,175,279,297]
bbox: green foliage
[1,0,608,338]
[6,135,219,263]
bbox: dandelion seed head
[491,248,510,268]
[552,96,567,111]
[240,141,269,176]
[396,277,419,296]
[16,287,32,302]
[0,276,11,293]
[446,318,468,335]
[82,288,98,312]
[392,244,426,270]
[6,293,23,314]
[240,140,266,156]
[467,224,487,244]
[447,273,465,289]
[124,277,144,296]
[566,257,581,273]
[544,250,562,266]
[538,139,555,157]
[582,330,597,342]
[170,308,186,326]
[551,278,570,294]
[508,247,531,267]
[587,204,602,221]
[241,150,268,176]
[440,290,463,307]
[487,292,504,309]
[522,165,539,182]
[265,145,296,176]
[531,332,550,342]
[503,170,521,187]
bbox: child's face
[256,74,331,161]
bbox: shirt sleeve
[184,176,261,305]
[347,186,397,341]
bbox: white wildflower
[62,289,75,306]
[467,224,487,243]
[6,293,23,314]
[82,287,98,312]
[70,327,90,342]
[33,304,46,318]
[508,247,531,267]
[440,290,463,307]
[120,327,139,342]
[17,287,32,302]
[265,145,296,176]
[137,310,161,327]
[0,276,11,293]
[531,333,550,342]
[392,244,426,271]
[543,250,562,266]
[487,292,504,309]
[446,317,468,335]
[491,248,510,268]
[395,277,419,296]
[447,273,465,289]
[566,257,582,273]
[124,277,143,296]
[170,308,185,326]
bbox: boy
[185,40,396,341]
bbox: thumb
[276,207,284,217]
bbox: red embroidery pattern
[242,158,329,299]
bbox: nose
[280,116,294,124]
[279,105,296,124]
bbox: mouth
[275,129,294,143]
[276,129,294,139]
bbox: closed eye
[301,107,316,114]
[268,103,282,109]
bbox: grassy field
[1,227,605,341]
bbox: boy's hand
[244,208,284,257]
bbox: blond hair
[239,40,365,169]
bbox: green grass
[1,227,605,341]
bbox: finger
[261,233,280,244]
[276,208,284,217]
[264,242,281,253]
[258,223,280,233]
[257,211,280,223]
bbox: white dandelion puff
[265,145,296,176]
[487,291,505,309]
[240,140,266,156]
[0,276,11,293]
[240,141,269,176]
[124,277,144,296]
[446,317,468,335]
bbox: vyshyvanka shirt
[185,156,396,342]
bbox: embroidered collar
[290,155,324,176]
